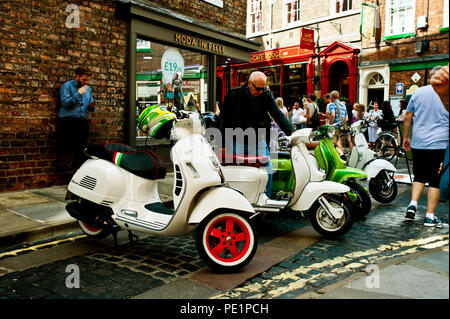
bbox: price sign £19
[161,48,185,84]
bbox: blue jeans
[231,139,272,198]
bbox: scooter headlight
[327,126,336,138]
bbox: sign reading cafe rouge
[300,28,315,50]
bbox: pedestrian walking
[403,65,449,226]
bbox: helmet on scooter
[138,105,176,139]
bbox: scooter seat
[215,149,269,168]
[86,143,167,180]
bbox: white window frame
[385,0,415,36]
[284,0,300,26]
[248,0,263,35]
[443,0,449,28]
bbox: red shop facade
[217,41,359,108]
[217,45,315,108]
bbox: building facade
[359,0,449,113]
[219,0,363,107]
[0,0,260,192]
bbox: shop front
[122,2,260,147]
[223,45,315,108]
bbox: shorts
[412,148,446,188]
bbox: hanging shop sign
[174,33,225,54]
[299,28,315,50]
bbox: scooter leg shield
[289,181,350,211]
[188,187,256,224]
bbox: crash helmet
[201,112,222,130]
[138,105,176,139]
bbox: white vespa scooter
[65,107,258,272]
[347,119,398,203]
[213,128,354,239]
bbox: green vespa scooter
[271,124,371,219]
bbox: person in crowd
[329,90,349,153]
[319,93,332,124]
[403,65,449,227]
[56,66,96,170]
[379,101,395,132]
[366,101,382,150]
[219,71,295,197]
[305,93,319,129]
[276,97,289,119]
[290,101,307,130]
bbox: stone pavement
[0,159,448,300]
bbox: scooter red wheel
[78,220,111,239]
[196,211,257,272]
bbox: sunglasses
[251,81,266,92]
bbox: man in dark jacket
[219,71,295,198]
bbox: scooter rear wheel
[78,220,111,239]
[196,211,257,273]
[309,194,353,239]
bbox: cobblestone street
[0,183,447,300]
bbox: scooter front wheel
[309,194,353,239]
[196,211,257,273]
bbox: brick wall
[147,0,247,35]
[0,0,128,192]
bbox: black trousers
[56,117,89,169]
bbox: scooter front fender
[363,159,397,178]
[188,186,256,224]
[289,181,350,211]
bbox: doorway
[328,61,350,98]
[367,88,384,108]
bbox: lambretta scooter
[65,106,259,272]
[347,119,398,203]
[214,128,354,239]
[312,124,372,218]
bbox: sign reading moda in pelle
[203,0,223,8]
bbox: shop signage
[396,83,404,95]
[251,46,304,63]
[174,33,225,54]
[360,3,377,38]
[299,28,315,50]
[161,48,184,84]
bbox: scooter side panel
[330,167,367,184]
[188,187,255,224]
[289,181,350,211]
[363,159,397,178]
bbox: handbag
[439,145,449,201]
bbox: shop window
[281,63,308,108]
[285,0,300,25]
[385,0,415,36]
[260,65,281,99]
[135,38,208,138]
[249,0,263,34]
[334,0,352,13]
[237,69,257,87]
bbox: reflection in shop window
[237,69,257,87]
[136,38,208,138]
[282,63,308,108]
[260,65,281,98]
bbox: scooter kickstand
[128,230,139,243]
